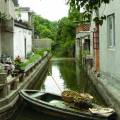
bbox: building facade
[99,0,120,82]
[89,1,120,117]
[13,21,32,59]
[0,0,33,60]
[76,23,90,60]
[0,0,16,58]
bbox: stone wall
[87,68,119,120]
[0,53,50,120]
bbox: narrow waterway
[11,59,106,120]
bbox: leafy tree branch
[67,0,110,25]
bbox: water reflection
[11,106,65,120]
[12,59,106,120]
[35,59,105,105]
[40,65,65,95]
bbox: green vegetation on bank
[15,49,49,71]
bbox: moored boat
[20,90,116,120]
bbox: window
[107,14,115,48]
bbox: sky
[18,0,69,21]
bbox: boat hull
[20,90,116,120]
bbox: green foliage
[15,49,48,70]
[0,12,7,22]
[26,52,33,59]
[41,28,54,39]
[53,6,85,57]
[54,17,76,57]
[67,0,110,25]
[68,4,89,22]
[82,50,90,57]
[56,17,76,42]
[33,48,50,55]
[20,54,40,69]
[33,15,57,40]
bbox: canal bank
[85,64,119,120]
[0,53,51,120]
[10,59,108,120]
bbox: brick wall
[76,23,90,33]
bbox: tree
[67,0,110,25]
[32,14,57,40]
[41,28,54,39]
[54,17,76,57]
[57,17,75,41]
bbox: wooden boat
[20,90,116,120]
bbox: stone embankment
[84,56,120,120]
[0,52,51,120]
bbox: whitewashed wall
[13,26,32,59]
[20,12,29,22]
[99,0,120,80]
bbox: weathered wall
[1,30,14,58]
[13,26,32,59]
[0,23,1,57]
[33,38,52,50]
[99,0,120,82]
[0,0,16,19]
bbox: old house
[75,23,90,60]
[13,20,32,59]
[90,0,120,117]
[0,0,33,60]
[99,0,120,81]
[15,7,33,25]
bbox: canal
[11,59,106,120]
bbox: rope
[49,72,62,93]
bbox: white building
[1,21,32,60]
[99,0,120,83]
[15,7,32,25]
[13,21,32,59]
[89,0,120,117]
[0,0,33,60]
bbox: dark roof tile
[12,0,19,6]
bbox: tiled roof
[12,0,19,6]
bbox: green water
[12,59,106,120]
